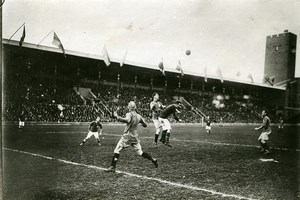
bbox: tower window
[275,46,279,51]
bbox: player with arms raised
[150,92,165,147]
[105,101,158,172]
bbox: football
[186,49,191,55]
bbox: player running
[80,116,103,146]
[150,92,165,147]
[158,100,182,147]
[105,101,158,173]
[255,110,272,154]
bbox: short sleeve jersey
[90,121,102,132]
[150,101,163,119]
[124,111,145,137]
[262,116,271,131]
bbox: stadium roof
[3,38,286,91]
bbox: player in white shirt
[150,92,165,147]
[105,101,158,173]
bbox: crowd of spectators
[4,76,279,124]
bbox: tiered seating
[4,77,278,123]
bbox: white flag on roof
[102,45,111,66]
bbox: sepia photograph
[1,0,300,199]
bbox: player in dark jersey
[205,116,211,134]
[80,117,103,146]
[255,110,272,154]
[105,101,158,173]
[18,111,25,132]
[278,116,284,133]
[219,117,223,127]
[158,100,182,147]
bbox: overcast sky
[3,0,300,83]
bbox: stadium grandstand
[3,38,299,124]
[3,2,300,199]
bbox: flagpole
[0,0,6,8]
[8,22,25,41]
[37,29,54,46]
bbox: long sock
[111,153,119,168]
[259,141,264,149]
[263,143,270,150]
[97,139,100,144]
[166,132,171,143]
[160,130,166,141]
[154,134,159,143]
[142,152,153,161]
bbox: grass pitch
[2,124,299,200]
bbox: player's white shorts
[114,135,143,155]
[152,119,162,129]
[158,117,171,131]
[206,126,211,130]
[86,131,99,139]
[258,130,271,143]
[19,121,25,127]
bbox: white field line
[43,131,300,152]
[3,147,258,200]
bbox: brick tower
[264,30,297,84]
